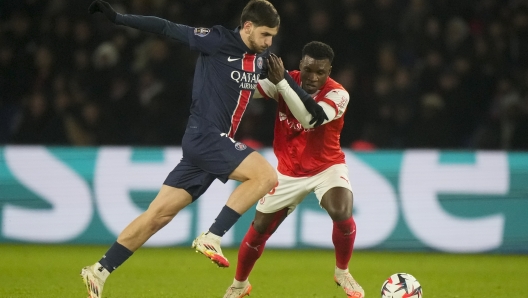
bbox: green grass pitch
[0,244,525,297]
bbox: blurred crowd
[1,0,528,150]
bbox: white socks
[335,266,349,277]
[233,278,249,288]
[205,231,222,242]
[94,262,111,281]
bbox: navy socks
[208,205,241,236]
[98,241,133,273]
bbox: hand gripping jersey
[257,70,350,177]
[115,14,268,137]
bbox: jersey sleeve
[187,25,224,55]
[115,14,223,55]
[256,79,278,100]
[320,89,349,119]
[115,14,190,42]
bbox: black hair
[302,41,334,64]
[240,0,280,28]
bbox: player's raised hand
[88,0,117,23]
[266,53,285,84]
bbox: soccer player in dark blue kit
[81,1,327,297]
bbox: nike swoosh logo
[228,56,241,62]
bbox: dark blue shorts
[164,118,254,200]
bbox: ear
[298,58,303,70]
[243,21,253,34]
[328,65,332,76]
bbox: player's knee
[253,217,277,235]
[144,206,178,232]
[253,210,281,235]
[146,213,174,232]
[252,219,268,234]
[265,173,278,192]
[327,207,352,222]
[258,163,278,191]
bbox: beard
[248,33,267,53]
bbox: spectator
[0,0,527,150]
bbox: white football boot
[223,282,252,298]
[334,269,365,298]
[191,232,230,267]
[80,263,109,298]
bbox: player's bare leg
[226,151,278,213]
[117,185,192,250]
[81,185,192,298]
[193,152,278,267]
[321,187,364,298]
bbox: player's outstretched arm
[282,71,330,127]
[88,0,190,43]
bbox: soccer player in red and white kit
[223,41,365,298]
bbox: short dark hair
[240,0,280,28]
[302,41,334,64]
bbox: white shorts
[256,163,352,214]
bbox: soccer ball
[381,273,423,298]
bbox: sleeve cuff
[275,79,289,91]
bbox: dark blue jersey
[115,14,269,137]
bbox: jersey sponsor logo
[235,142,247,151]
[289,120,305,131]
[279,105,316,132]
[230,71,260,90]
[257,57,263,69]
[193,27,210,37]
[228,56,241,62]
[282,116,315,132]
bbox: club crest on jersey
[257,57,263,69]
[235,142,247,151]
[194,27,210,37]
